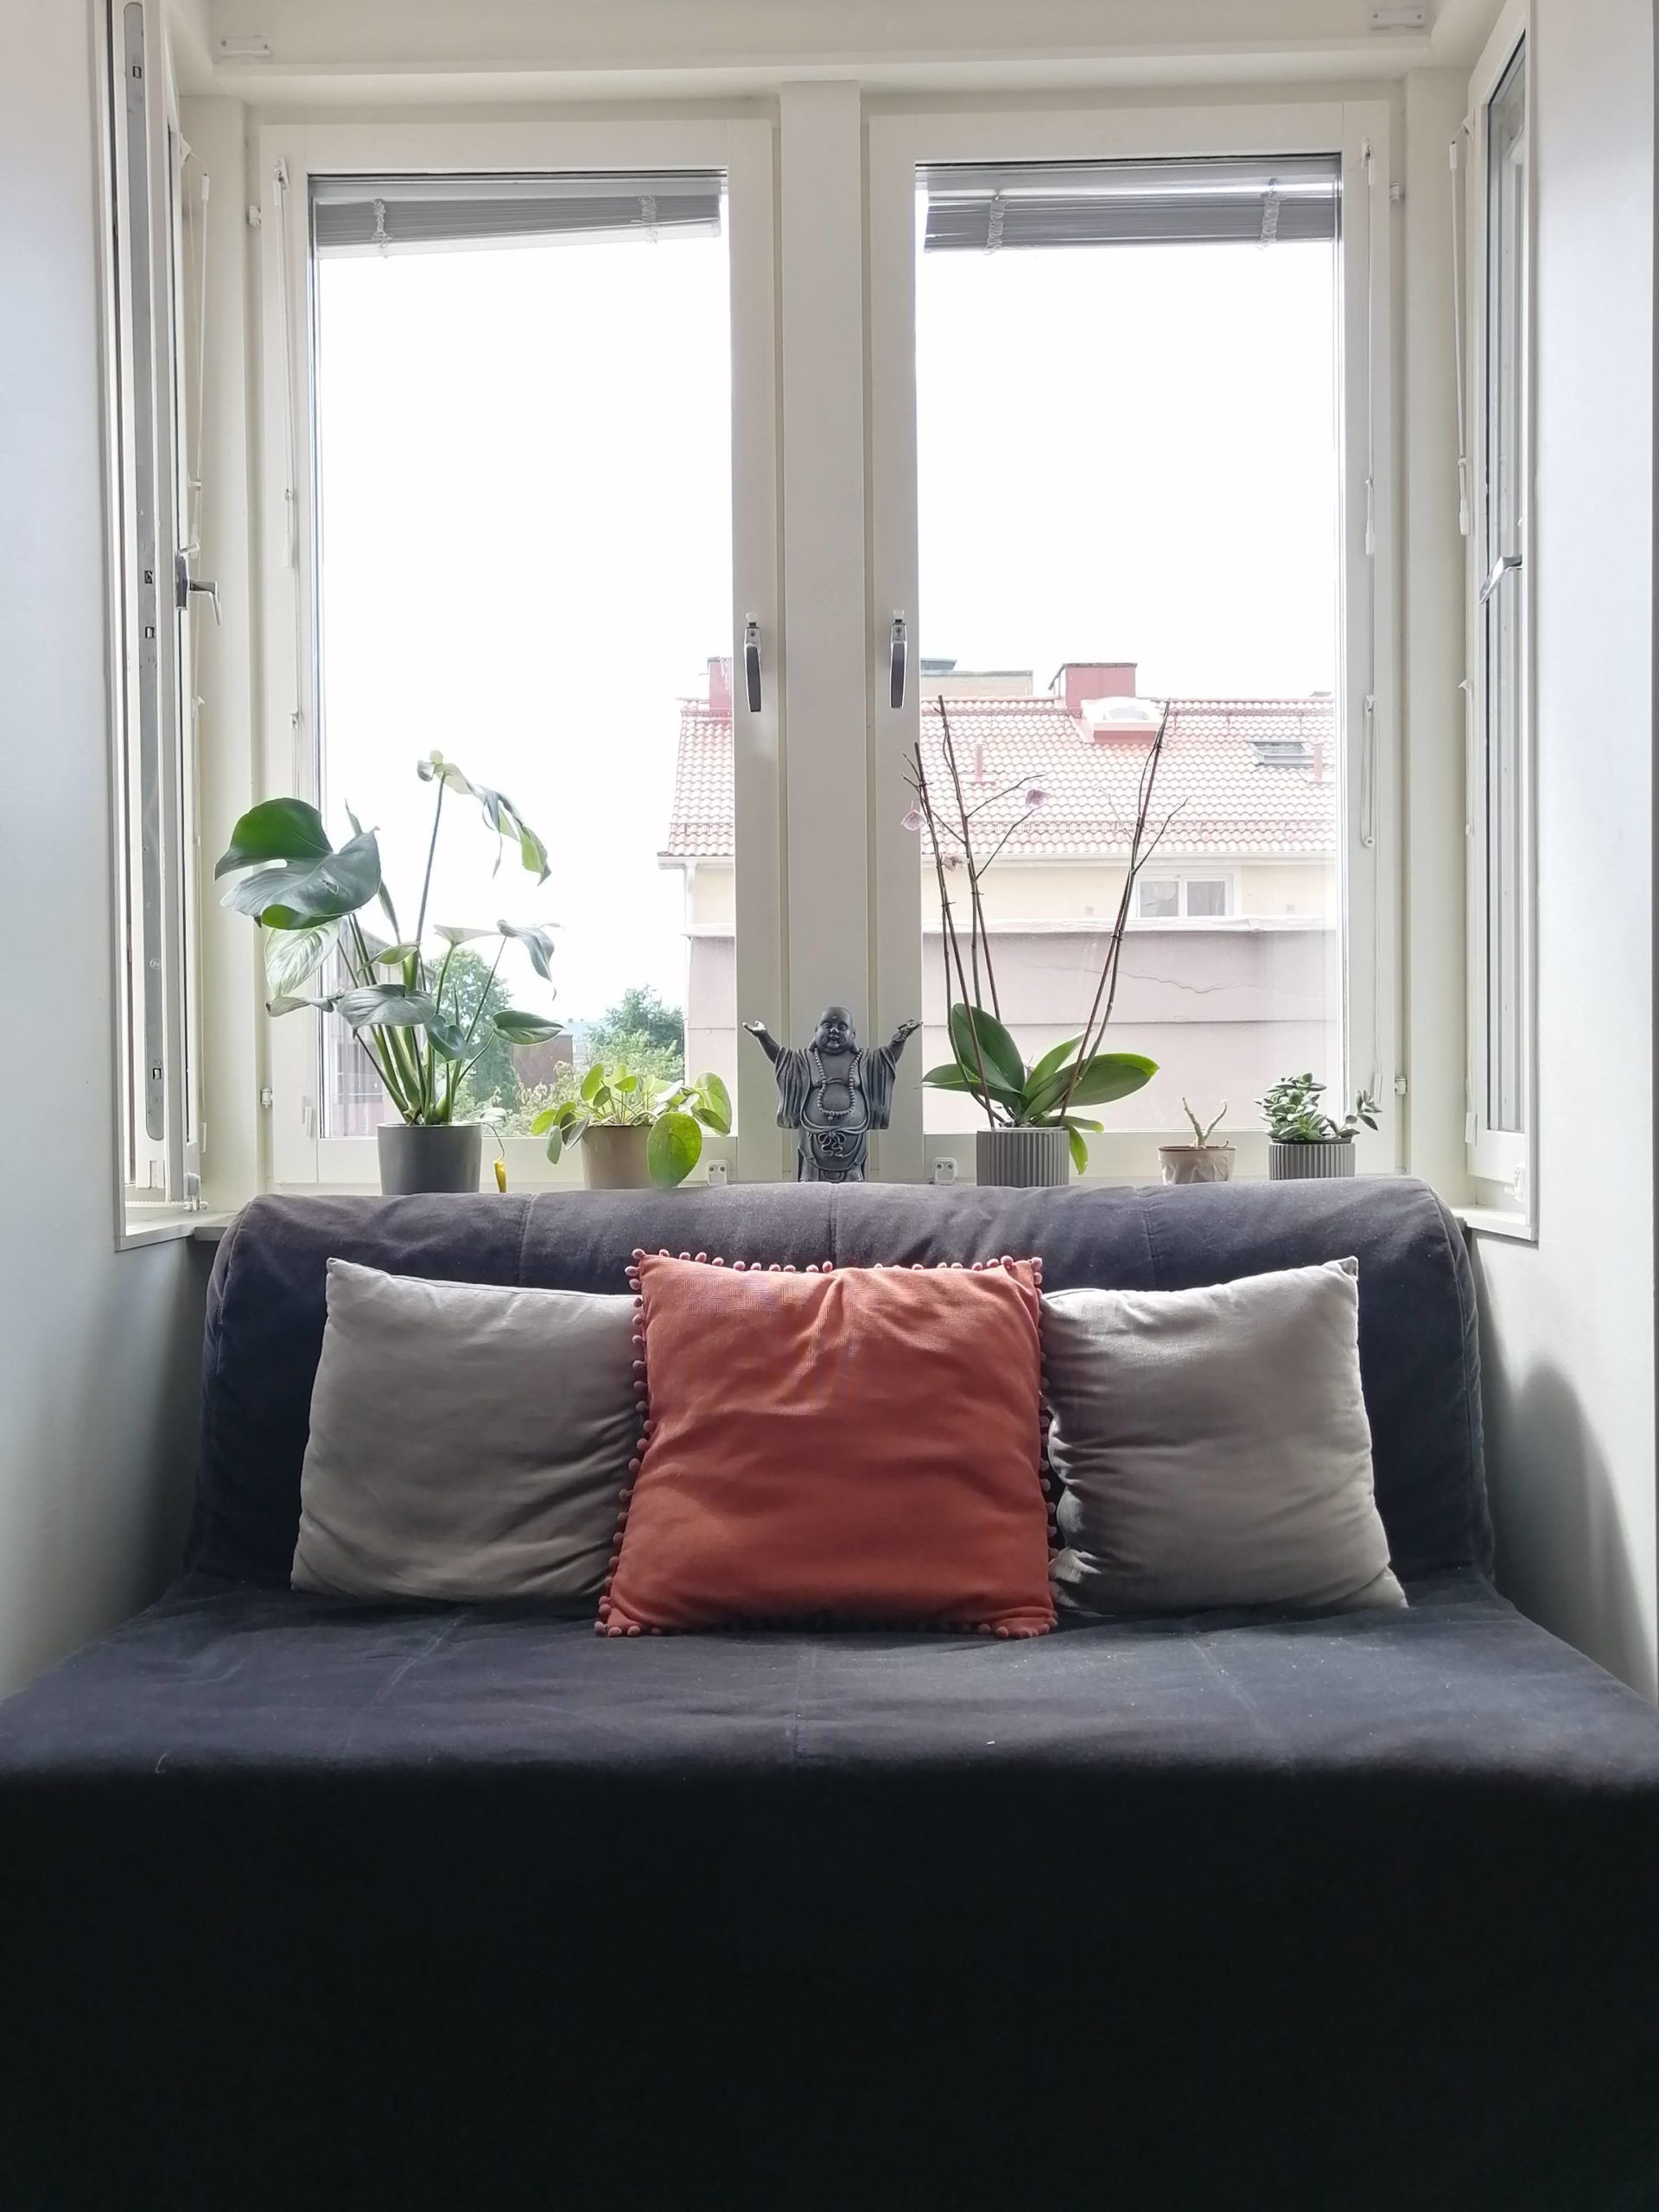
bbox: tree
[585,985,685,1084]
[445,946,519,1110]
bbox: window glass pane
[310,174,734,1135]
[1484,46,1528,1134]
[1139,879,1179,918]
[913,157,1343,1138]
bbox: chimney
[707,655,733,717]
[1052,662,1137,720]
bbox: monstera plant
[215,753,562,1138]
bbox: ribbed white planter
[1268,1139,1355,1180]
[976,1126,1071,1188]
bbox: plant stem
[937,701,1001,1022]
[912,744,1002,1127]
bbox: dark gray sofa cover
[2,1178,1656,2212]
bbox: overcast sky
[314,206,1337,1034]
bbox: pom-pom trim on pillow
[596,1249,1053,1639]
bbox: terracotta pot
[1158,1141,1236,1186]
[975,1126,1071,1189]
[582,1124,653,1190]
[376,1122,482,1196]
[1268,1138,1356,1180]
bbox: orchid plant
[906,699,1178,1172]
[214,753,563,1127]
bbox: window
[1465,16,1533,1211]
[258,127,780,1185]
[906,154,1345,1145]
[1136,874,1235,920]
[101,0,200,1232]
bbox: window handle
[174,549,221,624]
[1479,551,1522,606]
[743,615,762,712]
[889,613,908,709]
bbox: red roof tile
[663,693,1338,861]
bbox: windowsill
[1452,1204,1537,1245]
[122,1207,233,1251]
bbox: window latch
[1478,551,1522,605]
[889,613,908,709]
[743,615,762,713]
[175,549,221,624]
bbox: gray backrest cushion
[1045,1260,1407,1616]
[292,1261,638,1606]
[189,1177,1488,1588]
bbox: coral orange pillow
[601,1252,1054,1637]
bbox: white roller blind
[312,173,725,257]
[922,156,1342,252]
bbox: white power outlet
[931,1157,959,1185]
[705,1160,729,1186]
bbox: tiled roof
[663,693,1338,861]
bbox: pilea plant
[1260,1073,1380,1145]
[214,753,562,1126]
[532,1061,732,1187]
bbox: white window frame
[254,118,784,1189]
[868,99,1397,1183]
[1463,3,1536,1227]
[98,0,202,1244]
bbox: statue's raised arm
[742,1018,782,1065]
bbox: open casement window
[101,0,202,1238]
[868,111,1394,1181]
[1463,11,1535,1220]
[257,125,781,1187]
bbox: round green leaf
[646,1109,702,1188]
[695,1071,733,1135]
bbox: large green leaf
[266,992,338,1017]
[213,798,332,880]
[1065,1123,1090,1174]
[221,830,383,930]
[693,1071,733,1135]
[434,924,492,949]
[264,920,340,998]
[949,1002,1026,1095]
[1034,1050,1159,1111]
[417,754,550,882]
[922,1060,1024,1113]
[334,983,440,1031]
[647,1109,702,1188]
[496,919,557,982]
[490,1008,564,1046]
[1020,1033,1084,1104]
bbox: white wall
[0,0,208,1694]
[1468,0,1657,1698]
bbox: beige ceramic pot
[582,1124,653,1190]
[1157,1141,1236,1186]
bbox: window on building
[911,156,1344,1141]
[1136,874,1234,920]
[303,173,737,1152]
[103,0,200,1231]
[1467,24,1532,1209]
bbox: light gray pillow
[292,1259,638,1606]
[1043,1259,1405,1617]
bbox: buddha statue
[744,1006,920,1183]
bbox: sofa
[2,1177,1656,2212]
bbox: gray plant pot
[377,1122,483,1196]
[1158,1142,1236,1186]
[1268,1138,1356,1180]
[582,1124,653,1191]
[976,1125,1071,1189]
